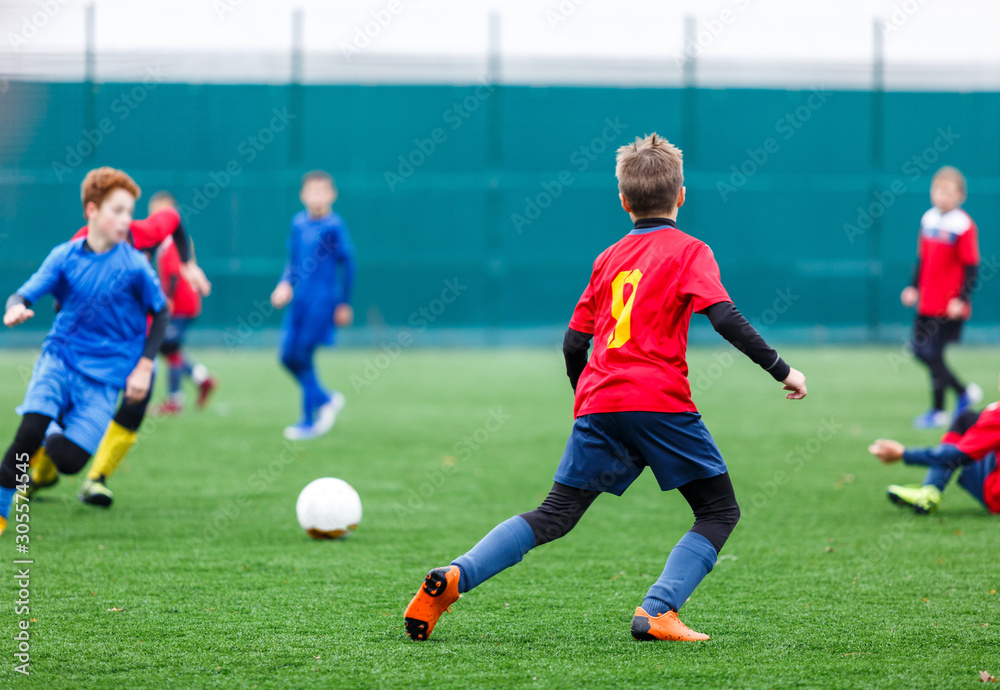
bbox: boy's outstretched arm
[563,328,593,391]
[701,301,807,399]
[869,438,970,469]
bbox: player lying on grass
[28,190,211,507]
[152,225,217,416]
[270,170,356,441]
[900,166,981,429]
[404,134,808,643]
[869,399,1000,515]
[0,167,168,534]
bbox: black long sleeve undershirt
[701,301,790,381]
[910,257,922,289]
[959,263,978,302]
[5,293,29,312]
[561,301,790,391]
[173,220,191,264]
[563,328,593,391]
[142,306,170,360]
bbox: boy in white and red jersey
[900,166,981,429]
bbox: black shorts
[913,315,963,347]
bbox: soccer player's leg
[624,412,735,641]
[25,420,65,498]
[154,320,187,415]
[280,327,339,440]
[911,318,960,428]
[890,407,984,512]
[3,352,69,529]
[404,414,630,641]
[0,414,52,535]
[955,452,997,510]
[80,372,147,507]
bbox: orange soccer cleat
[404,566,461,641]
[630,607,710,641]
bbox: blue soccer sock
[452,516,536,593]
[297,367,331,425]
[0,486,16,521]
[642,531,718,616]
[923,466,954,492]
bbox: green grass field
[0,345,998,688]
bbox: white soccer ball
[296,477,362,540]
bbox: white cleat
[966,382,983,405]
[283,423,321,441]
[312,391,346,437]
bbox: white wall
[1,0,998,89]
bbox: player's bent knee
[46,434,91,475]
[519,482,599,546]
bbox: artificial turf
[0,345,997,688]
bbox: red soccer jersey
[915,207,979,318]
[157,236,201,318]
[71,206,181,251]
[941,401,1000,514]
[569,222,731,417]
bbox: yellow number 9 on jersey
[607,269,643,349]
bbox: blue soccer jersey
[280,210,356,345]
[17,238,167,388]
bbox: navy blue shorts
[554,411,727,496]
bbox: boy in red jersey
[900,166,981,429]
[152,195,217,415]
[869,385,1000,515]
[404,134,807,643]
[29,191,212,507]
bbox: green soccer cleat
[886,484,941,514]
[78,478,114,508]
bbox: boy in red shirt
[404,134,808,643]
[869,388,1000,515]
[153,200,217,415]
[900,166,981,429]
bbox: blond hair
[615,133,683,217]
[932,165,967,196]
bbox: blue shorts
[554,411,728,496]
[162,316,192,351]
[958,452,998,509]
[17,351,120,455]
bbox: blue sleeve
[902,443,973,469]
[334,222,357,304]
[17,244,67,304]
[280,220,296,286]
[134,255,167,314]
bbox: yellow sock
[30,446,59,486]
[87,421,138,482]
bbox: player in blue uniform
[0,167,168,534]
[270,171,356,440]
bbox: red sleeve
[130,207,180,250]
[71,226,88,240]
[955,403,1000,460]
[957,220,979,266]
[568,272,597,334]
[679,243,731,313]
[157,242,181,295]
